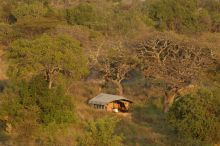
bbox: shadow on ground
[125,99,211,146]
[0,80,7,92]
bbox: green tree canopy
[79,117,123,146]
[148,0,199,33]
[66,3,108,31]
[8,34,88,89]
[167,89,220,143]
[66,3,101,27]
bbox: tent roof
[88,93,132,105]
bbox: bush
[37,86,76,125]
[167,89,220,143]
[66,3,106,29]
[196,9,212,32]
[147,0,199,33]
[29,77,76,125]
[3,77,76,125]
[211,13,220,32]
[12,2,47,20]
[107,11,144,36]
[78,117,123,146]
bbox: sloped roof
[88,93,132,105]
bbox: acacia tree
[98,44,138,95]
[134,36,216,112]
[8,34,88,89]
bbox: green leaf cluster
[167,89,220,143]
[79,117,123,146]
[8,34,88,86]
[2,76,76,125]
[148,0,199,33]
[66,3,108,31]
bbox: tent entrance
[113,100,128,112]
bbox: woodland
[0,0,220,146]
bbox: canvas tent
[88,93,133,112]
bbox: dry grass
[0,45,7,80]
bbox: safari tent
[88,93,133,112]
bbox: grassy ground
[72,82,214,146]
[0,53,218,146]
[0,46,7,81]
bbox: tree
[66,3,105,29]
[28,76,76,124]
[167,89,220,143]
[196,9,212,32]
[200,0,220,32]
[8,34,88,89]
[134,35,216,112]
[107,10,144,36]
[148,0,199,33]
[98,42,138,95]
[79,117,123,146]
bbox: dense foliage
[144,0,220,33]
[0,0,219,145]
[3,77,76,126]
[167,89,220,143]
[8,34,88,89]
[79,117,123,146]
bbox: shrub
[12,2,47,20]
[28,77,76,125]
[167,89,220,143]
[3,77,76,125]
[211,13,220,32]
[107,11,144,36]
[37,86,76,125]
[66,2,145,36]
[66,3,106,29]
[78,117,123,146]
[147,0,199,33]
[196,9,212,32]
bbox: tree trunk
[112,80,124,96]
[163,93,176,113]
[163,88,178,113]
[48,79,52,89]
[46,70,53,89]
[117,82,123,96]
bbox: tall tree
[98,43,138,95]
[8,34,88,89]
[134,35,216,112]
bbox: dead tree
[135,37,216,112]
